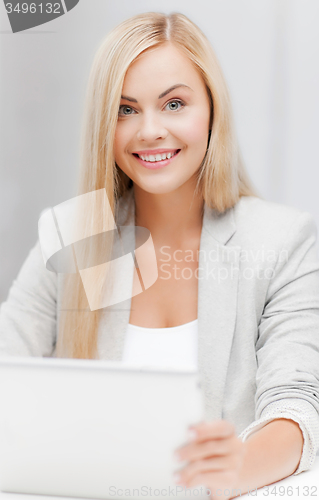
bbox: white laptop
[0,356,205,500]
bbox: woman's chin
[133,181,183,196]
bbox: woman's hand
[173,420,246,500]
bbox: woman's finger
[190,420,236,442]
[176,435,239,462]
[175,454,238,485]
[187,472,235,500]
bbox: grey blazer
[1,188,319,475]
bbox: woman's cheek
[180,115,209,147]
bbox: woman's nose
[136,112,168,142]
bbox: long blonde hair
[56,11,259,359]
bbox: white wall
[1,0,319,302]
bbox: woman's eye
[118,99,185,116]
[166,99,185,111]
[118,105,135,116]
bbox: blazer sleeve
[0,239,57,357]
[238,211,319,475]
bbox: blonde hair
[56,11,259,359]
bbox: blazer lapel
[97,189,136,360]
[98,190,241,423]
[198,203,241,421]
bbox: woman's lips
[133,149,181,170]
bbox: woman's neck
[133,181,204,247]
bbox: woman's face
[114,42,211,195]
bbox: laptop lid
[0,356,205,500]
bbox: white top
[122,319,198,370]
[122,318,317,472]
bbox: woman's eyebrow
[120,84,193,103]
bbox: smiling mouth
[132,149,181,163]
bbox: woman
[1,11,319,499]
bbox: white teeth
[138,151,177,162]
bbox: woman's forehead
[128,43,193,73]
[122,45,204,96]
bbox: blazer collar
[202,202,237,246]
